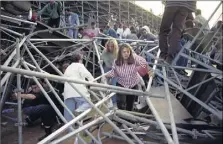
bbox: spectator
[139,26,157,41]
[126,26,138,40]
[117,23,124,39]
[122,24,131,39]
[78,28,84,39]
[83,22,100,39]
[100,39,119,107]
[65,9,80,39]
[16,81,61,141]
[159,1,197,64]
[104,43,148,111]
[105,25,118,38]
[194,9,210,32]
[38,0,62,28]
[63,53,93,122]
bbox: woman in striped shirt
[105,43,148,111]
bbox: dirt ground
[1,107,128,144]
[1,117,128,144]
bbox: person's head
[50,0,55,5]
[119,23,123,28]
[79,27,84,34]
[29,80,41,93]
[105,39,118,56]
[116,43,134,66]
[123,24,128,30]
[141,26,150,36]
[62,61,71,73]
[130,26,136,34]
[195,9,201,16]
[65,9,71,15]
[216,20,222,29]
[105,25,110,30]
[72,53,83,63]
[91,22,96,29]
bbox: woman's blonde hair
[105,39,118,57]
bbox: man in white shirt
[122,24,131,39]
[63,53,94,121]
[117,23,124,39]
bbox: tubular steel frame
[0,1,222,144]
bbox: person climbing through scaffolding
[159,1,197,64]
[63,53,93,122]
[99,39,119,107]
[104,43,151,111]
[65,8,80,39]
[38,0,62,28]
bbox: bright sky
[135,1,222,28]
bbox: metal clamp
[15,122,26,127]
[13,88,24,93]
[192,129,198,139]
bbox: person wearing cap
[159,1,197,64]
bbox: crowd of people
[11,0,222,142]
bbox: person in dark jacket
[159,1,197,64]
[16,80,62,141]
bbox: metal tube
[50,112,113,144]
[154,70,222,120]
[0,15,37,25]
[90,86,164,98]
[162,66,179,144]
[16,39,23,144]
[38,93,115,144]
[122,124,144,144]
[145,50,174,144]
[0,26,23,37]
[185,74,219,92]
[1,36,27,71]
[94,36,156,43]
[1,60,20,87]
[23,44,99,143]
[180,53,222,74]
[29,39,92,42]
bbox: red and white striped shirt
[106,54,148,88]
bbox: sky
[135,1,222,28]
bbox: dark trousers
[48,17,60,28]
[159,6,189,60]
[116,83,138,111]
[23,104,56,126]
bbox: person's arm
[105,63,117,78]
[14,93,36,100]
[38,4,48,16]
[80,64,94,81]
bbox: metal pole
[0,27,23,37]
[122,124,144,144]
[172,1,222,65]
[0,15,37,25]
[23,44,100,143]
[29,39,92,42]
[162,66,179,144]
[145,50,174,144]
[38,93,115,144]
[155,70,222,120]
[51,112,113,144]
[16,39,23,144]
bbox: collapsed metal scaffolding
[0,1,222,144]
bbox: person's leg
[111,77,117,107]
[64,98,76,122]
[159,7,178,59]
[167,7,189,64]
[74,97,91,113]
[68,29,74,38]
[73,29,78,39]
[55,17,60,28]
[126,85,138,111]
[47,18,54,27]
[116,83,126,110]
[38,105,56,141]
